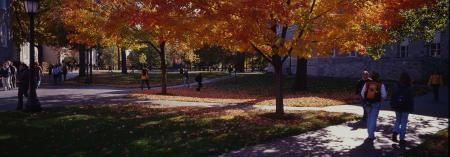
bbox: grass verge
[0,104,358,157]
[405,128,448,157]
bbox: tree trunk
[235,53,245,72]
[121,48,127,74]
[147,45,153,69]
[293,57,307,90]
[159,41,167,94]
[37,43,43,66]
[117,47,121,70]
[272,54,284,115]
[79,46,86,77]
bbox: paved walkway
[0,75,231,110]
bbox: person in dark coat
[195,73,202,91]
[16,62,30,110]
[390,72,415,145]
[355,71,371,120]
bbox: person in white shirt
[360,72,387,141]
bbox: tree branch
[251,43,272,63]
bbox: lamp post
[24,0,41,112]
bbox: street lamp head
[24,0,39,14]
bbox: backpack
[364,81,381,102]
[391,84,413,112]
[429,74,441,85]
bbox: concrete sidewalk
[219,105,448,157]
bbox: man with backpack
[356,71,371,120]
[360,72,387,140]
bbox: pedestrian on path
[427,70,443,101]
[32,62,42,88]
[390,72,415,145]
[1,61,11,91]
[183,69,190,88]
[62,64,68,81]
[16,62,29,110]
[9,61,17,89]
[52,65,61,85]
[361,72,387,140]
[356,70,371,120]
[140,68,151,90]
[195,73,203,91]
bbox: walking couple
[357,71,415,145]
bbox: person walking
[427,70,443,101]
[9,61,17,89]
[16,62,30,110]
[33,62,42,88]
[183,69,190,88]
[140,68,151,90]
[390,72,415,145]
[52,65,60,85]
[108,65,113,73]
[356,71,371,120]
[195,73,203,91]
[360,72,387,140]
[1,62,11,91]
[62,64,68,81]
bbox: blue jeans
[366,103,382,138]
[393,112,409,140]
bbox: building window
[426,43,441,57]
[398,46,408,58]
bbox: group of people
[1,61,43,91]
[0,61,17,91]
[48,64,68,85]
[0,61,42,110]
[139,68,204,91]
[179,68,203,91]
[355,70,444,145]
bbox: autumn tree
[99,0,209,94]
[200,0,432,115]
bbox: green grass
[214,73,430,96]
[0,104,358,157]
[405,128,448,157]
[66,72,227,87]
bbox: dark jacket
[356,78,371,95]
[195,74,202,82]
[16,68,30,88]
[0,67,10,78]
[390,83,415,113]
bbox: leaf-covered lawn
[65,72,228,87]
[131,74,360,107]
[405,128,448,157]
[0,104,358,157]
[131,73,431,107]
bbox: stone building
[267,26,449,82]
[0,0,13,63]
